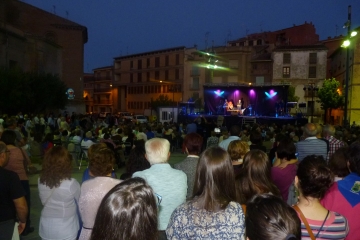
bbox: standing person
[206,131,219,148]
[174,133,203,199]
[294,155,349,239]
[78,146,121,240]
[323,124,346,161]
[246,194,301,240]
[166,147,246,239]
[0,141,28,239]
[133,138,187,240]
[1,130,34,236]
[38,146,81,240]
[90,178,158,240]
[296,123,328,161]
[322,142,360,239]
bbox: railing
[93,100,113,105]
[93,88,112,93]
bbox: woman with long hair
[293,155,349,239]
[38,146,80,240]
[90,177,158,240]
[246,193,301,240]
[237,149,281,204]
[166,146,245,239]
[78,145,121,240]
[1,129,34,235]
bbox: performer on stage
[237,99,241,109]
[223,99,228,115]
[228,100,234,110]
[240,98,245,109]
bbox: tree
[287,85,300,102]
[0,67,68,115]
[317,78,344,123]
[150,94,175,110]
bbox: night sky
[23,0,360,72]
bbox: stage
[178,114,308,129]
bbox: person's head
[347,141,360,175]
[90,178,158,240]
[40,146,72,189]
[238,150,280,203]
[183,133,203,155]
[145,138,170,165]
[0,130,16,145]
[323,124,335,137]
[303,123,317,137]
[276,138,296,161]
[250,131,262,145]
[85,131,92,138]
[314,123,323,137]
[229,125,241,137]
[246,194,301,240]
[193,146,236,211]
[227,140,249,161]
[89,146,115,177]
[0,141,10,167]
[328,147,350,178]
[296,155,333,200]
[88,143,107,159]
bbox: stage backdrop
[204,85,289,116]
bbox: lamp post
[344,5,351,127]
[303,83,318,123]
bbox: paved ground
[22,150,186,240]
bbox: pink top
[5,146,30,180]
[321,182,360,240]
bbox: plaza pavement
[22,150,186,240]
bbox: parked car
[116,112,133,122]
[133,115,148,124]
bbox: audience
[246,194,301,240]
[133,138,187,240]
[174,133,203,199]
[237,149,281,204]
[227,140,249,177]
[328,146,350,182]
[90,178,158,240]
[322,142,360,239]
[38,146,80,240]
[294,155,349,239]
[166,147,245,239]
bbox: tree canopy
[0,67,68,115]
[317,78,344,110]
[150,94,176,110]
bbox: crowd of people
[1,110,360,239]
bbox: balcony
[94,100,113,105]
[93,87,112,93]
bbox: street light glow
[342,40,351,47]
[351,31,358,37]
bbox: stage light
[265,91,277,98]
[214,90,224,96]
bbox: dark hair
[297,155,333,199]
[347,141,360,175]
[42,133,54,143]
[90,178,158,240]
[237,150,281,204]
[246,194,301,240]
[89,146,115,177]
[329,147,350,178]
[40,146,72,188]
[123,141,150,179]
[250,131,262,145]
[276,138,296,160]
[192,146,237,211]
[183,133,203,155]
[0,130,16,145]
[229,125,241,136]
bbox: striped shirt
[298,211,349,240]
[296,137,328,161]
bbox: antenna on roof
[53,5,56,15]
[66,11,69,19]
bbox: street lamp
[342,5,357,127]
[303,84,318,123]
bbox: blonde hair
[228,140,249,160]
[145,138,170,164]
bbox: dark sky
[23,0,360,72]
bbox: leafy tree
[150,94,175,110]
[0,67,68,115]
[288,85,300,102]
[317,78,344,123]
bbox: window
[252,64,257,70]
[130,61,133,69]
[155,57,160,67]
[309,53,317,64]
[165,70,169,80]
[283,53,291,64]
[155,71,159,80]
[283,67,290,78]
[130,74,133,82]
[248,40,253,46]
[137,73,142,82]
[175,54,179,65]
[147,58,150,67]
[309,66,317,78]
[256,39,262,45]
[138,59,142,69]
[147,72,150,82]
[165,56,169,66]
[192,78,199,90]
[229,60,239,69]
[175,69,179,80]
